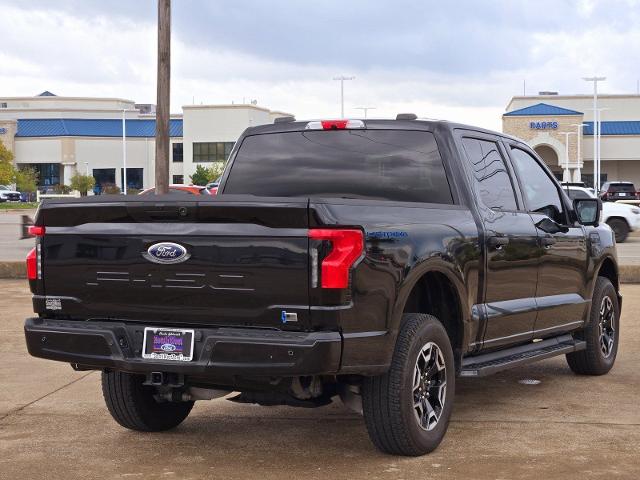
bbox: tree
[15,167,38,192]
[207,162,225,181]
[0,140,15,186]
[189,163,225,186]
[70,173,96,196]
[190,165,210,186]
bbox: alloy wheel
[598,296,616,358]
[412,342,447,431]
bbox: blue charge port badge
[281,311,298,324]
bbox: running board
[460,334,586,377]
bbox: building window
[93,168,116,195]
[173,175,184,184]
[0,102,7,108]
[193,142,235,162]
[172,142,183,162]
[25,163,60,188]
[121,168,144,191]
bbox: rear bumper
[24,317,342,377]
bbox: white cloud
[0,1,639,133]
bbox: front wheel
[101,371,194,431]
[566,277,620,375]
[362,313,455,456]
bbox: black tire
[607,218,629,243]
[101,371,194,432]
[362,313,455,456]
[566,277,619,375]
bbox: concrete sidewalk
[1,279,640,479]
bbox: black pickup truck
[24,116,620,456]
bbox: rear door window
[223,130,453,204]
[460,137,518,211]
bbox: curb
[1,261,640,283]
[0,261,26,279]
[619,265,640,284]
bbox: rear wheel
[607,218,629,243]
[362,313,455,456]
[566,277,619,375]
[101,371,194,431]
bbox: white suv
[0,185,21,203]
[565,186,640,242]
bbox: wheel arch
[392,263,470,372]
[596,256,619,292]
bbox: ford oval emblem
[143,242,190,264]
[160,343,177,352]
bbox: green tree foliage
[70,173,96,197]
[189,163,225,186]
[189,165,211,186]
[0,140,16,185]
[15,167,39,192]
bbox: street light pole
[355,106,376,119]
[333,75,355,117]
[583,76,606,191]
[122,108,127,195]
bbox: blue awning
[16,118,183,138]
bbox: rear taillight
[26,247,37,280]
[305,119,365,130]
[28,225,45,237]
[309,229,364,289]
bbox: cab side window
[461,137,518,211]
[510,148,565,224]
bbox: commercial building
[503,93,640,188]
[0,92,291,192]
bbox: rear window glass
[223,130,453,204]
[608,183,636,192]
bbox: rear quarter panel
[310,199,481,373]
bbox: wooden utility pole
[155,0,171,194]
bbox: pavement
[1,279,639,479]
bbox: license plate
[142,327,195,362]
[619,193,628,196]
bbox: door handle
[488,236,509,250]
[540,237,556,249]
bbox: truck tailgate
[35,197,311,329]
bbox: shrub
[70,173,96,197]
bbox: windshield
[223,130,453,204]
[567,188,595,200]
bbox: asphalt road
[1,279,639,479]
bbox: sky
[1,0,639,130]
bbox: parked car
[565,185,640,242]
[600,181,639,202]
[139,184,211,195]
[0,185,22,202]
[24,117,620,456]
[206,179,220,195]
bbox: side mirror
[574,198,601,226]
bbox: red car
[139,185,211,196]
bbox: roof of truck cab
[244,118,523,143]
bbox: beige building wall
[506,95,640,122]
[502,114,583,179]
